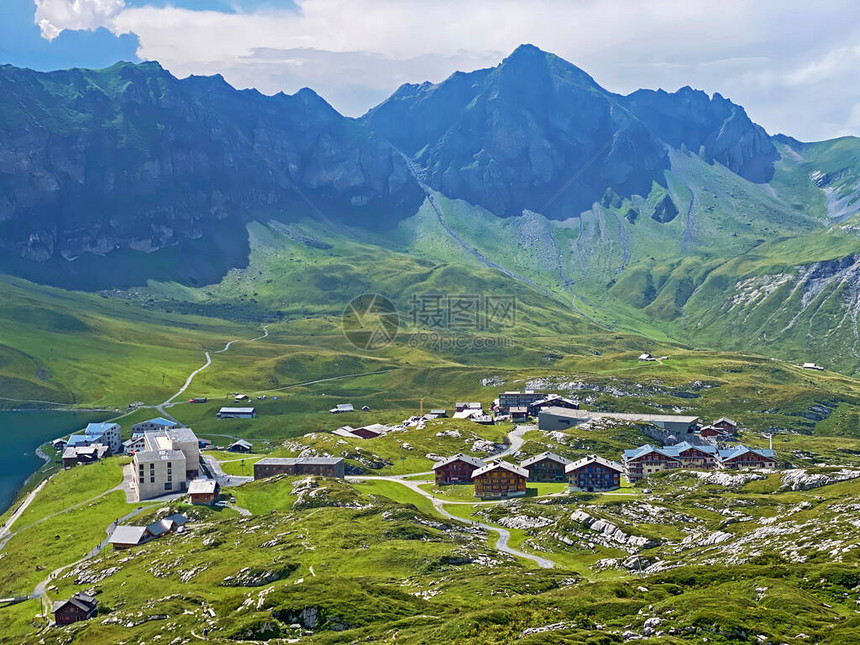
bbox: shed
[218,407,256,419]
[109,525,149,550]
[227,439,253,453]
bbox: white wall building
[131,427,201,501]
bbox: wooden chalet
[52,592,98,625]
[188,478,220,505]
[712,417,738,434]
[621,445,682,482]
[520,452,572,482]
[472,460,528,499]
[566,455,624,491]
[668,442,718,469]
[432,454,486,485]
[527,395,579,417]
[718,445,776,470]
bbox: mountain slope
[363,44,779,219]
[0,61,422,287]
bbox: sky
[4,0,860,141]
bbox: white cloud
[35,0,125,40]
[33,0,860,140]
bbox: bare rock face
[0,62,422,285]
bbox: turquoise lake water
[0,410,109,514]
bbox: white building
[131,427,201,501]
[67,422,122,455]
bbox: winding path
[346,472,555,569]
[154,325,270,418]
[341,424,556,569]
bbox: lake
[0,410,110,514]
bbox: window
[150,476,155,483]
[165,483,172,490]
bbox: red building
[622,445,682,482]
[350,424,387,439]
[718,445,775,469]
[472,461,528,499]
[520,452,572,482]
[712,417,738,434]
[566,456,624,492]
[52,593,98,625]
[432,454,486,485]
[188,479,220,505]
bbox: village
[39,387,781,627]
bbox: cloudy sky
[3,0,860,141]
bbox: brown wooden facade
[473,464,527,499]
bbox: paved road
[347,473,554,569]
[0,477,52,542]
[202,455,253,487]
[492,424,532,459]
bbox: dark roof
[432,454,487,470]
[565,455,624,474]
[520,452,572,467]
[52,592,97,615]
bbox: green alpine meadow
[4,8,860,643]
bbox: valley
[2,42,860,644]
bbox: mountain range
[2,44,860,372]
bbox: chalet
[566,455,624,492]
[51,438,67,451]
[123,434,147,454]
[802,362,824,371]
[520,452,572,482]
[62,444,110,468]
[108,525,149,550]
[329,403,354,414]
[472,460,528,499]
[351,423,387,439]
[527,395,579,417]
[188,478,220,505]
[361,405,371,412]
[234,394,250,402]
[430,409,448,418]
[509,406,529,421]
[454,402,482,413]
[718,445,776,469]
[471,414,495,425]
[712,417,738,434]
[227,439,253,453]
[665,441,719,469]
[217,407,256,419]
[52,592,98,625]
[254,457,345,479]
[131,417,179,434]
[432,454,486,485]
[639,353,655,362]
[109,513,187,550]
[699,425,728,441]
[622,445,682,482]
